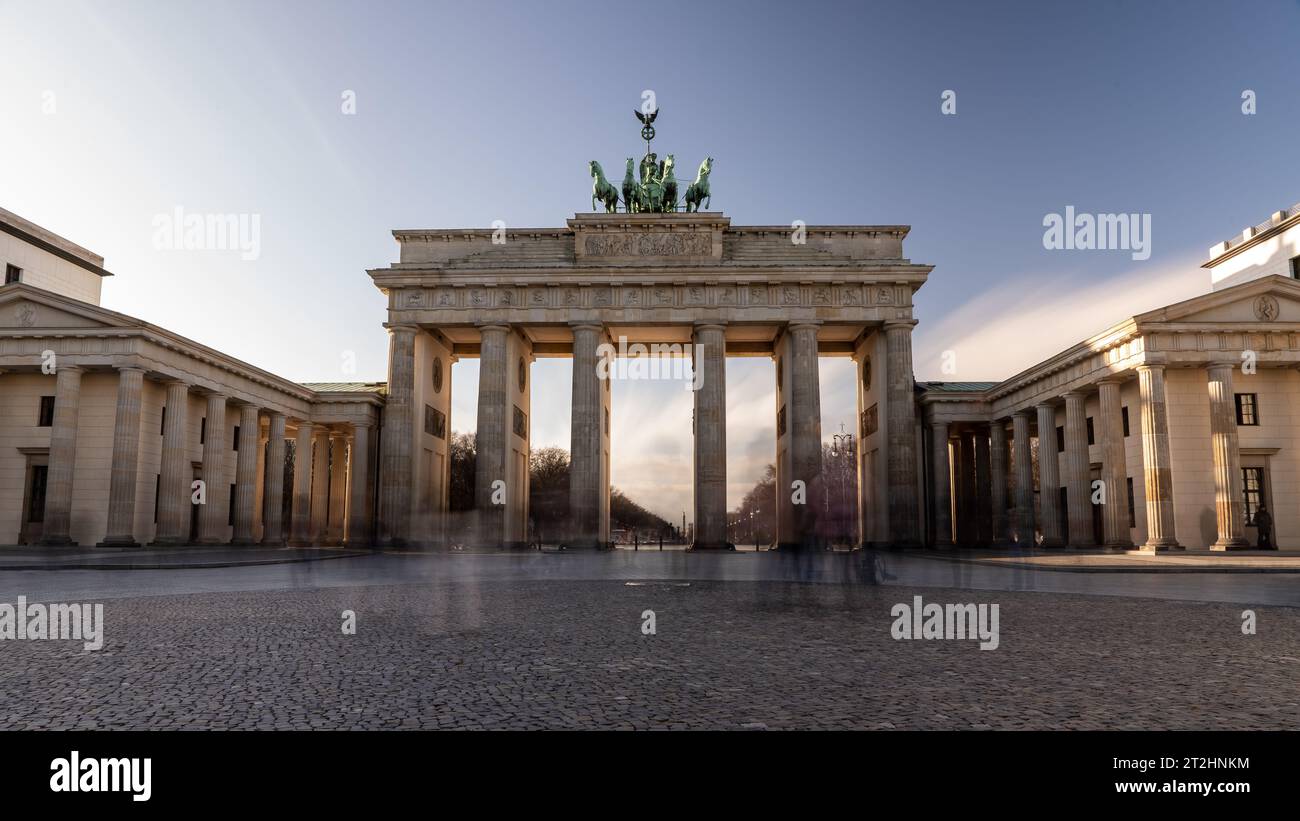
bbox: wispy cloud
[914,254,1207,382]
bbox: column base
[1132,541,1183,553]
[150,537,191,547]
[39,536,77,547]
[689,541,734,551]
[1210,538,1251,552]
[96,537,139,548]
[1103,539,1134,551]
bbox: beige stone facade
[3,202,1298,553]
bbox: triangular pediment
[0,285,139,331]
[1135,275,1300,326]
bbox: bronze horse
[589,160,619,213]
[683,157,713,212]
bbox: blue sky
[3,0,1297,521]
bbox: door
[19,462,48,544]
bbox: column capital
[1011,408,1033,419]
[385,322,420,333]
[883,319,917,332]
[693,321,728,331]
[1136,362,1165,374]
[475,322,511,333]
[55,364,84,374]
[568,321,605,331]
[1062,389,1088,400]
[1096,376,1125,385]
[352,419,373,430]
[115,365,147,374]
[1206,362,1236,376]
[787,320,823,331]
[1034,400,1057,410]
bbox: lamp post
[830,423,855,547]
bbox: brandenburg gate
[368,112,931,550]
[368,209,932,550]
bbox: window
[160,406,167,435]
[1086,417,1095,446]
[1291,254,1300,279]
[1121,407,1130,437]
[1242,467,1265,525]
[153,475,161,523]
[1055,425,1064,452]
[37,395,55,427]
[1125,477,1135,528]
[5,264,21,284]
[233,425,241,452]
[200,417,207,444]
[1235,393,1258,426]
[228,483,237,525]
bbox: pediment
[1136,275,1300,326]
[0,286,135,331]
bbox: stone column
[1063,391,1092,547]
[989,421,1009,545]
[569,323,605,548]
[692,322,728,549]
[154,380,191,545]
[378,324,417,547]
[41,365,83,545]
[347,422,371,547]
[1035,403,1065,547]
[99,366,146,547]
[196,392,229,544]
[289,421,314,545]
[930,421,952,546]
[1097,379,1132,549]
[231,402,261,545]
[884,321,921,548]
[1207,363,1249,551]
[789,322,824,547]
[309,429,330,542]
[1010,410,1035,545]
[1137,364,1181,551]
[326,430,348,545]
[974,429,992,546]
[474,324,510,545]
[261,413,287,545]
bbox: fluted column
[154,380,192,544]
[1137,364,1181,551]
[1063,391,1092,546]
[474,324,510,545]
[569,323,605,548]
[289,421,314,545]
[309,429,330,542]
[378,324,417,547]
[1036,402,1064,547]
[884,321,920,548]
[231,402,261,544]
[196,393,229,544]
[261,413,287,544]
[347,422,371,547]
[789,322,824,547]
[989,421,1009,545]
[326,430,348,545]
[1010,411,1035,545]
[41,365,83,545]
[1097,379,1132,549]
[99,366,146,546]
[1207,364,1249,550]
[930,421,952,546]
[692,322,728,549]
